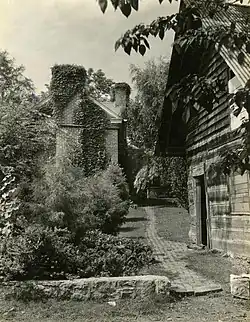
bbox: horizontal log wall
[187,52,250,256]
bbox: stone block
[3,275,171,302]
[230,274,250,299]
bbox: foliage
[76,230,154,277]
[112,0,250,119]
[0,226,153,281]
[167,74,226,122]
[50,64,87,119]
[86,68,115,101]
[0,51,36,106]
[98,0,250,176]
[0,103,56,179]
[102,162,130,201]
[111,1,249,57]
[97,0,248,17]
[124,57,169,149]
[0,54,56,237]
[134,156,189,209]
[99,0,250,122]
[33,161,130,237]
[0,55,152,282]
[72,95,110,176]
[0,225,77,281]
[219,90,250,174]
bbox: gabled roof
[89,97,122,120]
[35,93,123,122]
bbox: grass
[153,205,190,243]
[0,295,177,322]
[119,206,148,240]
[183,250,250,290]
[0,290,249,322]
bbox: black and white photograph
[0,0,249,321]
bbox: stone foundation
[2,275,171,302]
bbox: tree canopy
[0,51,36,106]
[125,57,169,150]
[86,68,115,101]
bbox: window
[228,73,249,131]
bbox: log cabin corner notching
[157,1,250,256]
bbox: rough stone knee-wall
[3,276,171,302]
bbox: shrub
[101,163,130,201]
[32,161,130,237]
[77,230,154,277]
[0,227,154,281]
[134,156,189,209]
[0,225,79,281]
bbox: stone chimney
[111,82,131,117]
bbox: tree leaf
[230,22,236,32]
[143,38,150,49]
[139,44,146,56]
[120,2,132,17]
[111,0,119,10]
[124,42,132,55]
[237,52,245,65]
[246,42,250,54]
[159,28,165,40]
[114,40,121,51]
[98,0,108,13]
[130,0,139,11]
[132,41,138,52]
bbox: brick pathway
[145,206,222,295]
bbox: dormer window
[228,72,249,131]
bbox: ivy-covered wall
[51,64,128,178]
[72,96,110,176]
[51,64,87,122]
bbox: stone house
[156,1,250,256]
[55,82,130,168]
[39,77,130,171]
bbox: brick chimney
[111,82,131,117]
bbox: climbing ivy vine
[50,64,111,176]
[50,64,87,120]
[72,96,110,176]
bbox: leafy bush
[32,161,130,237]
[102,163,130,201]
[0,102,56,237]
[77,230,154,277]
[0,225,78,281]
[134,156,189,209]
[0,226,153,281]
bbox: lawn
[119,206,148,240]
[153,205,190,243]
[0,291,249,322]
